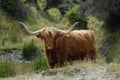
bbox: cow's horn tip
[18,22,23,24]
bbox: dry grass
[2,61,120,80]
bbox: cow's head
[19,22,79,50]
[36,27,58,50]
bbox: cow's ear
[36,34,44,39]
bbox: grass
[22,39,40,60]
[105,32,120,63]
[2,61,120,80]
[15,62,33,75]
[87,16,107,50]
[0,61,16,78]
[0,43,22,54]
[33,56,48,72]
[87,16,120,63]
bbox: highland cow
[19,22,97,68]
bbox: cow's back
[54,30,96,66]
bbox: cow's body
[19,22,97,68]
[36,28,96,68]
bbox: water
[15,62,33,74]
[0,49,34,75]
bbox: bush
[65,5,88,29]
[22,39,43,60]
[33,56,48,71]
[0,61,16,78]
[29,41,48,71]
[0,0,17,14]
[0,0,29,18]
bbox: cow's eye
[45,39,48,41]
[44,39,49,42]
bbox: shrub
[65,5,88,29]
[26,41,48,71]
[0,0,29,18]
[0,0,17,15]
[33,55,48,71]
[22,39,43,61]
[0,61,16,78]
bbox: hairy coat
[19,22,97,68]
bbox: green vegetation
[0,61,16,78]
[0,0,120,78]
[65,5,88,29]
[105,32,120,63]
[0,0,17,14]
[22,39,43,60]
[87,16,120,63]
[22,39,48,72]
[33,56,48,71]
[87,16,107,50]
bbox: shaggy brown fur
[36,28,97,68]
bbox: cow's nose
[47,45,53,49]
[48,45,51,46]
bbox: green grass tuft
[0,61,16,78]
[22,39,41,60]
[33,56,48,71]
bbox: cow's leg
[59,60,64,67]
[48,62,55,69]
[58,56,65,67]
[57,52,66,67]
[80,52,86,61]
[89,47,97,62]
[48,58,58,68]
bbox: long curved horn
[52,22,79,34]
[19,22,42,35]
[66,22,79,33]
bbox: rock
[0,49,33,63]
